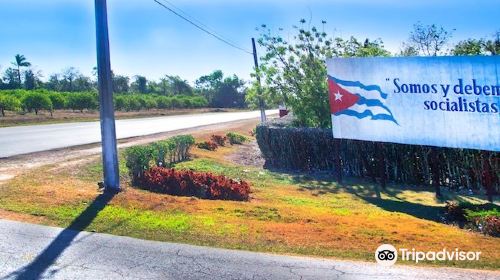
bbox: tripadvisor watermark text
[375,244,481,266]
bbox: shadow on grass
[280,169,445,222]
[358,195,443,222]
[5,191,116,280]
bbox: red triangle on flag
[328,78,360,114]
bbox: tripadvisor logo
[375,244,481,266]
[375,244,397,266]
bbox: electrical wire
[153,0,253,55]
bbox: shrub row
[0,89,209,115]
[125,135,195,184]
[141,167,250,201]
[114,95,207,111]
[196,133,249,151]
[442,202,499,237]
[226,132,249,145]
[210,135,227,146]
[0,90,98,114]
[197,141,218,151]
[256,124,499,192]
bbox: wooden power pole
[95,0,120,192]
[251,38,267,123]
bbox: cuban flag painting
[326,56,500,152]
[328,75,398,125]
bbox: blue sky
[1,0,499,83]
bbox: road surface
[0,110,275,158]
[0,219,497,280]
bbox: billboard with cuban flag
[327,56,499,152]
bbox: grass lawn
[0,127,498,270]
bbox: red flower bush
[475,216,500,237]
[210,135,227,146]
[141,167,251,201]
[197,141,218,151]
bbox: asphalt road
[0,220,498,280]
[0,110,274,158]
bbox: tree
[165,75,192,95]
[48,93,67,110]
[356,38,391,57]
[407,22,453,56]
[483,31,500,55]
[67,93,98,112]
[61,67,80,92]
[24,69,41,90]
[132,75,148,94]
[12,54,31,87]
[196,70,223,104]
[214,75,246,108]
[0,66,4,89]
[452,39,484,56]
[195,71,246,108]
[46,74,62,91]
[0,95,21,116]
[112,74,130,93]
[73,75,94,92]
[257,20,334,127]
[22,92,53,115]
[399,42,419,56]
[246,80,278,109]
[333,37,391,57]
[2,68,20,89]
[157,77,170,95]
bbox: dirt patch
[226,141,265,168]
[0,209,49,225]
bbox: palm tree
[12,54,31,87]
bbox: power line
[153,0,253,55]
[159,0,216,34]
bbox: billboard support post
[430,147,441,199]
[334,138,342,184]
[377,143,386,190]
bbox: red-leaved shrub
[197,141,218,151]
[474,216,500,237]
[210,135,227,146]
[141,167,251,201]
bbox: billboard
[326,56,500,152]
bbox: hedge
[442,202,499,237]
[256,123,499,193]
[125,135,195,184]
[141,167,251,201]
[0,90,209,114]
[226,132,248,145]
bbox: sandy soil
[225,140,265,168]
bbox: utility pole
[251,38,267,123]
[95,0,120,192]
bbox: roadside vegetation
[0,20,498,271]
[0,123,498,269]
[0,61,261,126]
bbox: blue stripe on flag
[328,75,388,99]
[355,94,395,117]
[334,109,399,125]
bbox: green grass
[1,153,499,270]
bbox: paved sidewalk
[0,219,498,280]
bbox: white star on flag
[334,91,343,102]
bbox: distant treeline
[0,54,253,111]
[0,89,209,116]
